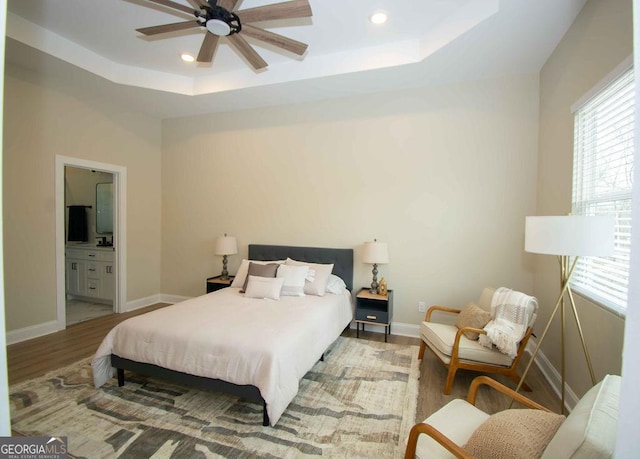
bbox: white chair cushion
[421,321,514,366]
[542,374,620,458]
[413,399,490,459]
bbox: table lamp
[214,233,238,280]
[362,239,389,294]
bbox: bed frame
[111,244,354,426]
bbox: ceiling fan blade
[136,21,201,36]
[216,0,240,11]
[197,32,220,63]
[227,34,268,70]
[237,0,312,23]
[241,24,308,56]
[186,0,207,8]
[142,0,195,15]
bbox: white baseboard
[160,294,192,304]
[124,294,163,312]
[525,337,579,411]
[350,321,420,339]
[125,293,193,312]
[6,320,59,345]
[7,294,192,344]
[391,322,420,338]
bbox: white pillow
[285,258,334,296]
[325,274,347,295]
[231,259,285,289]
[244,275,285,300]
[276,264,308,297]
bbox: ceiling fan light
[180,53,195,63]
[370,11,388,25]
[206,19,231,36]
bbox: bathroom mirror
[96,182,113,234]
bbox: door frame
[55,155,127,330]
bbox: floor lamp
[516,215,614,413]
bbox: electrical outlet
[418,301,426,313]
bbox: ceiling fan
[134,0,312,70]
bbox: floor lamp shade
[525,216,614,257]
[519,215,615,413]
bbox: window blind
[572,67,634,315]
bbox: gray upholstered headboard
[248,244,354,291]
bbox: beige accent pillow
[455,302,491,340]
[241,262,279,292]
[285,258,333,296]
[464,409,565,459]
[276,264,308,297]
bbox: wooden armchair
[405,376,551,458]
[418,287,535,394]
[405,374,621,459]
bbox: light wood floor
[342,328,561,421]
[7,303,169,385]
[7,304,560,423]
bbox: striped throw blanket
[479,287,538,358]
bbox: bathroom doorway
[55,156,127,330]
[64,167,115,325]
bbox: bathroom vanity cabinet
[66,245,115,301]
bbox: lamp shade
[362,240,389,264]
[214,235,238,256]
[525,216,614,256]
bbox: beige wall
[3,65,162,331]
[161,73,540,325]
[536,0,631,398]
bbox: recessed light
[370,11,388,25]
[181,53,195,63]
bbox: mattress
[92,287,353,425]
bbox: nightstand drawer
[355,288,393,342]
[355,307,389,324]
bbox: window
[571,64,634,315]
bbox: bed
[92,244,354,426]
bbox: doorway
[55,156,127,330]
[64,167,114,325]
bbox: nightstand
[355,287,394,342]
[206,275,235,293]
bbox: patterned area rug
[10,337,419,458]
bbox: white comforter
[92,287,353,425]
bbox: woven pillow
[455,302,491,340]
[464,409,565,459]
